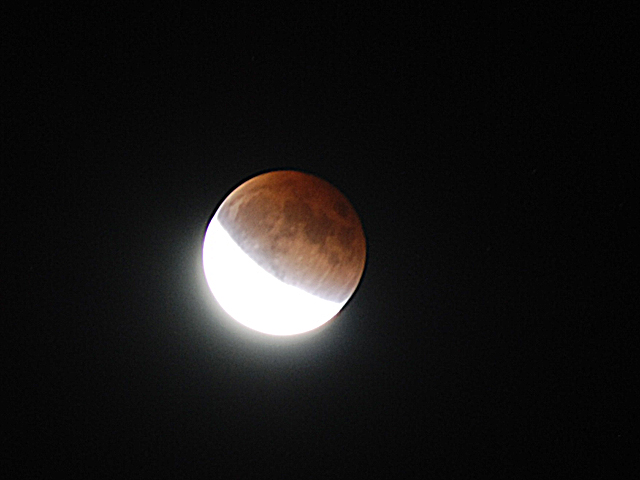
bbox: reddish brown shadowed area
[217,171,366,302]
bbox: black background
[5,4,632,476]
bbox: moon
[202,170,366,335]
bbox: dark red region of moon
[216,170,366,302]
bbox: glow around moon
[202,170,366,336]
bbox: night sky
[5,4,632,476]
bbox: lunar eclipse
[203,170,366,335]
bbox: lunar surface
[202,170,366,335]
